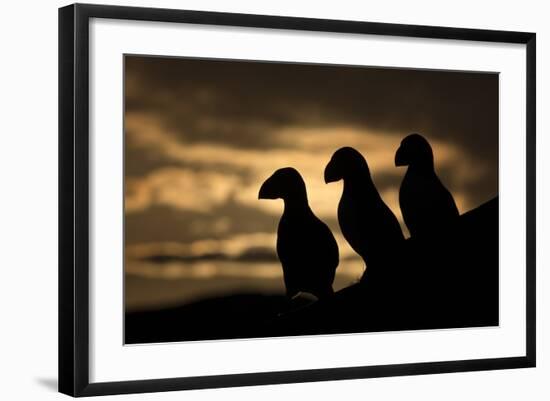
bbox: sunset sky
[124,55,498,312]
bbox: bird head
[258,167,307,201]
[395,133,434,168]
[324,147,370,183]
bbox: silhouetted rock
[125,293,312,344]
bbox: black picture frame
[59,3,536,397]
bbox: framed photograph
[59,3,536,397]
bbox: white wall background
[0,0,547,399]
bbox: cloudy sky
[124,55,498,312]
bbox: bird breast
[338,189,403,262]
[337,195,368,254]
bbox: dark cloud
[139,247,278,264]
[125,197,340,245]
[125,55,498,163]
[124,140,251,178]
[137,246,360,266]
[125,56,498,211]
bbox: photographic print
[123,55,499,344]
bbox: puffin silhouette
[259,167,339,299]
[324,147,404,280]
[395,133,459,238]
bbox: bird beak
[258,177,277,199]
[395,145,408,167]
[324,159,340,183]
